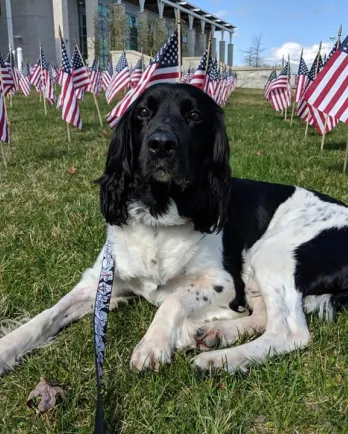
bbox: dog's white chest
[106,201,223,297]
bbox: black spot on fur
[214,285,224,293]
[203,296,208,302]
[229,299,239,312]
[151,259,157,264]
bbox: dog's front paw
[130,335,173,372]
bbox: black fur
[97,83,231,233]
[98,83,348,314]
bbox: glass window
[125,13,138,51]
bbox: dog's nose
[147,131,177,155]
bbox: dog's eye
[188,110,202,122]
[138,107,150,118]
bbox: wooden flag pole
[320,115,328,150]
[0,142,7,168]
[321,26,342,151]
[0,66,9,168]
[75,43,103,127]
[39,45,47,116]
[291,48,303,127]
[284,54,291,121]
[0,67,8,118]
[67,122,71,145]
[8,45,13,109]
[205,32,212,74]
[305,41,322,137]
[59,26,72,145]
[343,134,348,173]
[177,9,182,83]
[290,102,296,126]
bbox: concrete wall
[0,0,9,57]
[233,66,296,89]
[9,0,56,64]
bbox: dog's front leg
[0,248,130,375]
[130,269,241,371]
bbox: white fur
[1,187,346,375]
[193,188,347,372]
[303,294,334,321]
[0,200,244,374]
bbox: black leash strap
[93,240,115,434]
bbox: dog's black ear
[96,111,134,226]
[207,109,231,232]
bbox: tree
[243,35,265,67]
[109,4,127,51]
[138,17,168,57]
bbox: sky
[196,0,346,67]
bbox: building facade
[0,0,235,68]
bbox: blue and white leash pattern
[93,240,115,434]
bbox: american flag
[30,48,55,103]
[57,36,82,129]
[206,58,221,102]
[297,54,324,120]
[264,69,277,100]
[305,35,348,125]
[190,51,208,90]
[5,51,20,91]
[30,57,42,89]
[0,90,9,144]
[101,61,113,91]
[87,59,101,95]
[18,62,31,96]
[219,72,228,106]
[40,48,55,104]
[130,57,144,87]
[297,53,339,135]
[71,46,89,90]
[295,55,309,103]
[106,51,131,104]
[107,30,179,128]
[0,53,15,95]
[50,64,59,83]
[267,62,291,111]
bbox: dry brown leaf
[66,165,78,175]
[100,130,110,138]
[26,376,67,413]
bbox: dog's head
[97,83,231,233]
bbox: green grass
[1,89,347,433]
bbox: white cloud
[215,9,231,19]
[267,41,334,67]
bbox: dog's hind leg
[193,244,311,372]
[0,250,129,375]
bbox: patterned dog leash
[93,240,115,434]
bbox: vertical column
[4,0,14,50]
[187,14,195,57]
[198,19,206,53]
[210,25,216,58]
[219,30,226,64]
[227,32,233,66]
[157,0,167,44]
[53,0,71,63]
[137,0,148,52]
[84,0,97,62]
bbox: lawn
[0,89,347,433]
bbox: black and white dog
[1,83,347,374]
